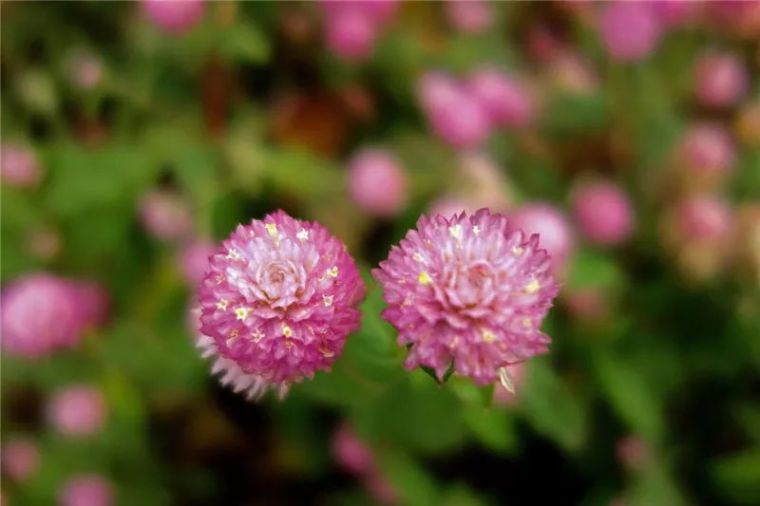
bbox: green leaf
[378,450,439,506]
[711,448,760,504]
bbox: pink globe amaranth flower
[417,73,490,150]
[467,68,536,129]
[1,144,41,188]
[373,209,559,387]
[348,149,408,217]
[446,0,493,34]
[59,474,113,506]
[652,0,699,28]
[599,2,661,62]
[1,274,106,358]
[616,435,650,471]
[678,123,736,177]
[676,195,732,242]
[694,51,749,109]
[197,211,365,399]
[139,190,193,242]
[1,438,39,482]
[180,240,215,285]
[324,7,378,61]
[142,0,205,35]
[48,386,106,438]
[573,182,635,246]
[332,424,375,476]
[509,203,574,273]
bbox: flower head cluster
[197,211,365,399]
[373,209,559,386]
[1,274,108,358]
[599,2,661,62]
[348,148,408,217]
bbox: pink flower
[616,435,650,470]
[197,211,365,399]
[1,274,107,358]
[348,149,408,217]
[48,386,106,438]
[320,1,398,61]
[1,438,39,482]
[509,203,574,272]
[599,2,661,62]
[676,195,732,242]
[652,0,699,28]
[467,68,536,128]
[1,144,41,188]
[142,0,205,35]
[373,209,559,386]
[573,182,634,246]
[180,240,215,285]
[59,474,113,506]
[678,123,736,176]
[417,73,490,150]
[68,52,103,90]
[332,424,374,476]
[139,190,193,242]
[446,0,493,34]
[694,50,749,109]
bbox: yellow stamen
[482,329,496,342]
[418,271,432,285]
[216,299,229,311]
[524,278,540,294]
[282,324,293,338]
[235,307,250,321]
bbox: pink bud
[599,2,661,61]
[1,438,39,482]
[59,474,113,506]
[678,123,736,176]
[348,149,408,217]
[467,68,536,128]
[142,0,205,35]
[509,203,574,272]
[48,386,107,438]
[446,0,493,34]
[324,7,377,61]
[1,144,41,188]
[694,51,749,109]
[180,240,215,285]
[69,52,103,90]
[139,190,193,242]
[676,195,732,242]
[331,424,374,476]
[616,436,650,470]
[573,182,634,246]
[364,472,398,505]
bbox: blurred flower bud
[467,68,536,128]
[68,51,103,91]
[26,228,61,261]
[446,0,492,34]
[348,148,408,217]
[180,239,215,285]
[736,101,760,147]
[599,2,661,62]
[325,7,377,61]
[706,1,760,39]
[1,438,39,482]
[138,190,193,242]
[677,123,736,183]
[546,50,599,95]
[652,0,699,29]
[693,50,748,109]
[142,0,205,35]
[573,182,634,246]
[331,423,374,476]
[1,143,42,189]
[616,435,651,471]
[510,203,574,273]
[59,474,113,506]
[48,386,107,438]
[676,195,733,242]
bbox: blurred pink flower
[616,435,650,470]
[332,424,374,476]
[348,149,408,217]
[69,52,103,90]
[1,143,41,188]
[1,438,39,482]
[418,73,490,150]
[320,0,398,61]
[139,190,193,242]
[599,2,661,61]
[694,50,749,109]
[446,0,492,34]
[48,386,107,438]
[573,182,634,246]
[59,474,113,506]
[564,288,607,322]
[1,274,107,358]
[467,68,536,128]
[676,195,733,242]
[197,211,365,399]
[652,0,699,28]
[374,209,559,386]
[678,123,736,176]
[180,239,215,285]
[509,203,574,272]
[142,0,205,35]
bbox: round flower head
[599,2,661,62]
[676,195,732,242]
[138,190,193,242]
[59,474,113,506]
[197,211,365,399]
[694,50,749,109]
[573,182,634,246]
[1,438,39,482]
[467,68,536,128]
[1,143,41,188]
[324,7,378,61]
[509,203,574,273]
[373,209,559,387]
[348,148,408,217]
[678,123,736,177]
[48,386,106,438]
[142,0,205,35]
[446,0,493,34]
